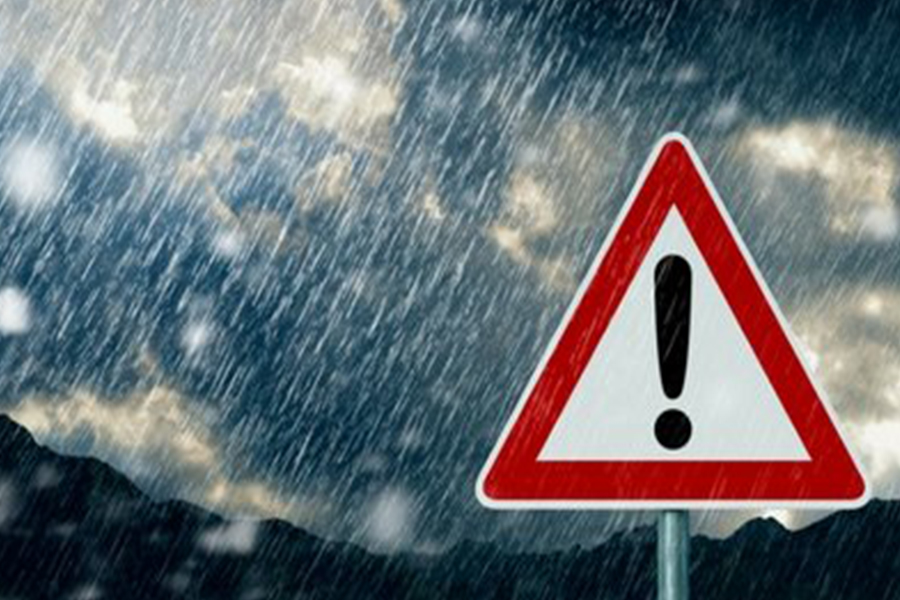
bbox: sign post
[658,510,689,600]
[475,133,869,597]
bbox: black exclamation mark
[654,255,692,450]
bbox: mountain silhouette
[0,414,896,599]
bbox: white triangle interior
[539,207,810,462]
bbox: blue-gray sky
[0,0,899,551]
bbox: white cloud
[0,287,32,335]
[203,477,322,523]
[12,387,217,471]
[737,121,898,236]
[790,286,900,496]
[488,224,530,265]
[9,386,326,525]
[70,76,141,144]
[1,140,61,210]
[312,151,355,202]
[686,291,900,536]
[860,204,899,241]
[487,158,561,275]
[852,419,900,481]
[2,0,405,150]
[379,0,404,23]
[175,136,250,186]
[488,223,576,292]
[536,256,576,293]
[421,188,446,222]
[759,508,798,529]
[505,172,557,236]
[273,57,398,148]
[486,114,621,293]
[217,85,259,120]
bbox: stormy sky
[0,0,898,551]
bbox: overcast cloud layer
[0,0,898,550]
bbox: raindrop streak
[654,254,692,450]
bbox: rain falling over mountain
[0,0,898,558]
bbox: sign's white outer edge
[474,132,871,511]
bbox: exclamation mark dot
[653,254,692,451]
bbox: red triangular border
[477,134,868,508]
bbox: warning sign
[476,133,868,509]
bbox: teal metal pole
[657,510,690,600]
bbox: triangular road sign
[477,133,868,509]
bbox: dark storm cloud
[0,0,899,549]
[0,66,171,398]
